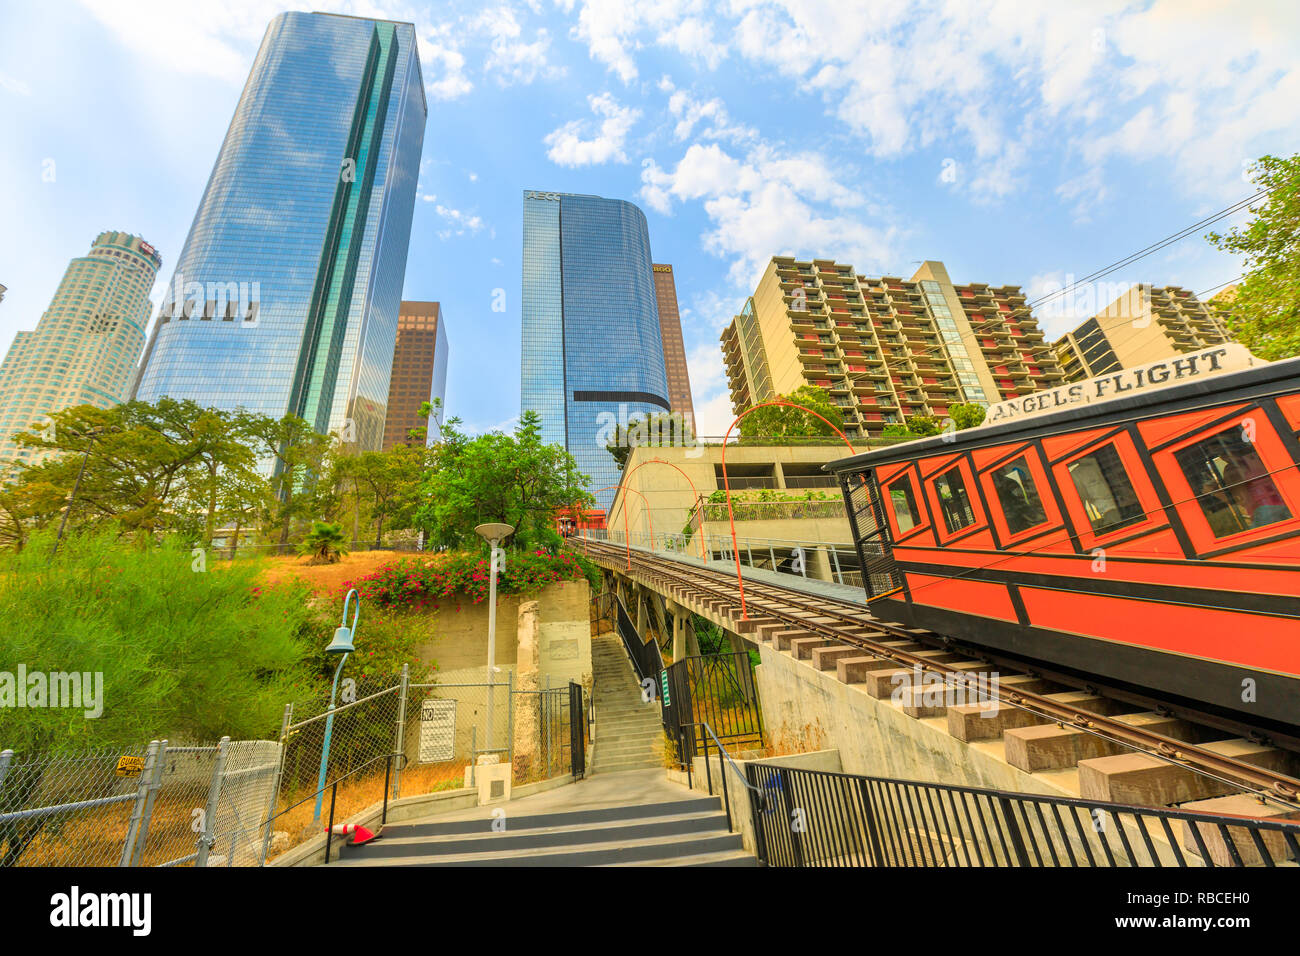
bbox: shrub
[336,548,598,610]
[0,530,315,752]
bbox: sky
[1,0,1298,438]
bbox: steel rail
[577,539,1300,809]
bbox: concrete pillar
[811,546,834,582]
[512,600,541,778]
[672,610,701,660]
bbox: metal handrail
[260,750,407,866]
[679,720,766,833]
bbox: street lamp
[313,588,359,822]
[474,522,513,758]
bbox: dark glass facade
[133,12,426,452]
[381,301,448,449]
[521,191,669,509]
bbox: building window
[1067,444,1144,534]
[888,479,921,533]
[1174,427,1292,537]
[991,456,1047,534]
[933,466,975,533]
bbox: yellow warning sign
[115,756,145,778]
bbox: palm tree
[299,521,348,565]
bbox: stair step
[332,831,744,867]
[603,849,758,867]
[374,797,722,838]
[340,811,725,860]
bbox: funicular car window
[932,467,975,534]
[1174,427,1292,538]
[887,479,921,533]
[1066,443,1145,534]
[990,456,1047,534]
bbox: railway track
[575,538,1300,813]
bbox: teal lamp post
[313,588,359,822]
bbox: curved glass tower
[133,12,426,452]
[0,231,160,477]
[521,191,669,509]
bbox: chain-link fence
[0,738,278,868]
[3,669,585,867]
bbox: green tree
[604,411,694,471]
[737,386,842,439]
[10,399,255,544]
[334,444,429,547]
[948,403,987,430]
[238,412,333,553]
[415,411,592,549]
[904,414,942,437]
[1207,153,1300,360]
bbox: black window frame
[990,455,1048,536]
[1065,442,1146,536]
[932,465,976,535]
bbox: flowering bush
[336,548,598,610]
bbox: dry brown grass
[261,550,416,596]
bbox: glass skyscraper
[133,12,426,452]
[521,191,670,510]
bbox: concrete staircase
[590,633,664,773]
[329,790,754,866]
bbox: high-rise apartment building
[1053,284,1234,382]
[132,12,426,452]
[381,300,448,449]
[722,258,1065,442]
[521,190,669,509]
[0,231,160,475]
[652,263,695,428]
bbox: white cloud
[0,72,32,96]
[692,390,736,438]
[564,0,727,84]
[76,0,273,83]
[594,0,1300,211]
[544,92,641,166]
[478,6,563,86]
[666,89,755,143]
[642,141,893,287]
[434,204,485,239]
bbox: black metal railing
[613,593,664,683]
[258,750,406,866]
[663,653,764,766]
[743,764,1300,868]
[568,682,586,779]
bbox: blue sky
[1,0,1298,437]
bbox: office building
[132,12,426,452]
[722,258,1065,442]
[381,300,448,449]
[521,190,669,509]
[0,231,160,475]
[651,263,695,428]
[1054,284,1235,382]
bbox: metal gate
[839,469,903,599]
[664,652,764,768]
[568,682,586,779]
